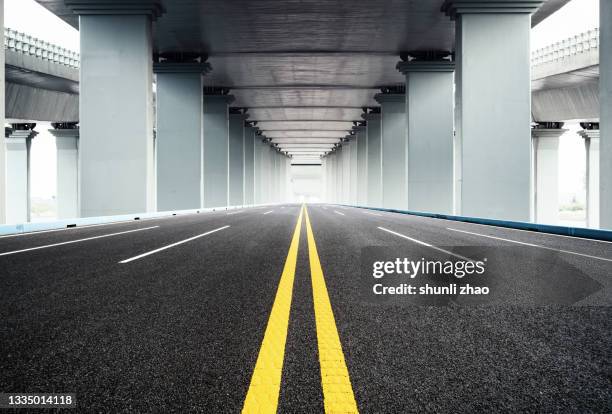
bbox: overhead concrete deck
[33,0,569,160]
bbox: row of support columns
[65,0,289,220]
[0,0,610,227]
[323,0,611,229]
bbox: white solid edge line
[227,211,243,215]
[119,225,230,264]
[263,211,274,215]
[334,210,345,216]
[447,227,612,262]
[0,226,160,257]
[378,226,476,262]
[364,211,382,216]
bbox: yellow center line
[304,207,359,414]
[242,205,304,413]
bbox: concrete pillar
[349,135,358,204]
[254,136,263,204]
[579,124,600,229]
[68,1,163,216]
[355,125,368,206]
[336,146,344,204]
[397,59,455,214]
[443,0,538,221]
[364,110,382,207]
[154,61,209,211]
[244,126,256,205]
[49,124,80,219]
[203,93,234,208]
[342,143,351,204]
[0,0,5,224]
[280,153,288,202]
[329,153,337,203]
[4,125,37,223]
[601,0,612,229]
[375,92,407,210]
[531,123,566,225]
[229,110,247,206]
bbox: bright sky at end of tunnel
[3,0,600,222]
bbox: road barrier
[346,205,612,242]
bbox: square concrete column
[154,61,209,211]
[341,142,351,204]
[229,110,247,206]
[363,110,382,207]
[67,1,164,217]
[375,92,407,210]
[243,126,256,205]
[203,93,234,208]
[601,0,612,229]
[49,124,80,219]
[280,153,288,202]
[397,59,455,214]
[531,123,566,225]
[4,125,37,223]
[254,137,263,204]
[336,146,344,204]
[349,135,359,204]
[355,125,368,206]
[0,1,5,223]
[579,125,600,228]
[327,151,338,203]
[442,0,541,221]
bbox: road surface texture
[1,204,610,412]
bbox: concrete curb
[344,205,612,242]
[0,204,275,236]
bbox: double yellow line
[242,205,358,413]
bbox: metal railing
[531,28,599,67]
[4,27,80,68]
[1,26,600,71]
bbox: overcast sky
[3,0,601,208]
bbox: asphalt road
[1,204,610,413]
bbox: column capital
[374,93,404,104]
[6,124,38,141]
[49,123,80,139]
[229,107,249,120]
[361,108,381,121]
[153,62,211,74]
[578,130,600,140]
[531,122,567,138]
[203,94,235,105]
[441,0,543,19]
[397,60,455,74]
[64,0,165,20]
[578,122,600,140]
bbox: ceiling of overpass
[35,0,570,161]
